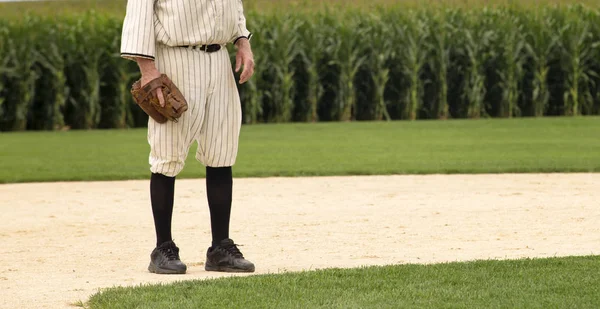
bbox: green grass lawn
[0,117,599,184]
[86,255,600,309]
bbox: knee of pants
[195,150,237,168]
[147,120,191,177]
[150,157,186,177]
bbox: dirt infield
[1,173,598,309]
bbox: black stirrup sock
[206,166,233,247]
[150,173,176,247]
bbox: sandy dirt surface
[1,173,599,309]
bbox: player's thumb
[157,88,165,107]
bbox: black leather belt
[179,44,222,53]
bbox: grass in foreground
[86,255,600,309]
[0,117,599,183]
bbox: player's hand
[235,38,254,84]
[137,59,166,107]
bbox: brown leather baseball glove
[131,74,188,124]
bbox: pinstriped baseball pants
[148,44,242,177]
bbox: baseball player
[120,0,255,274]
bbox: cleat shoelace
[159,246,180,261]
[222,244,244,258]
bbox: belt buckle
[193,44,220,53]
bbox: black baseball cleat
[148,240,187,274]
[205,238,255,273]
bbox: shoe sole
[148,262,187,274]
[205,264,255,273]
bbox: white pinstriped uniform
[120,0,252,176]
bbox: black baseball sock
[206,166,233,247]
[150,173,176,247]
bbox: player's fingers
[239,68,249,84]
[247,59,255,77]
[157,88,165,107]
[240,64,253,84]
[240,58,254,83]
[235,53,242,72]
[241,69,252,84]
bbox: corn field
[0,5,599,131]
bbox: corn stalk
[524,10,559,117]
[392,12,430,120]
[297,15,325,122]
[98,18,139,129]
[557,5,598,116]
[64,13,106,129]
[324,11,367,121]
[590,9,600,115]
[460,11,496,118]
[32,20,68,130]
[0,24,11,124]
[495,10,527,118]
[428,9,458,119]
[366,12,392,121]
[1,16,39,131]
[262,15,301,123]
